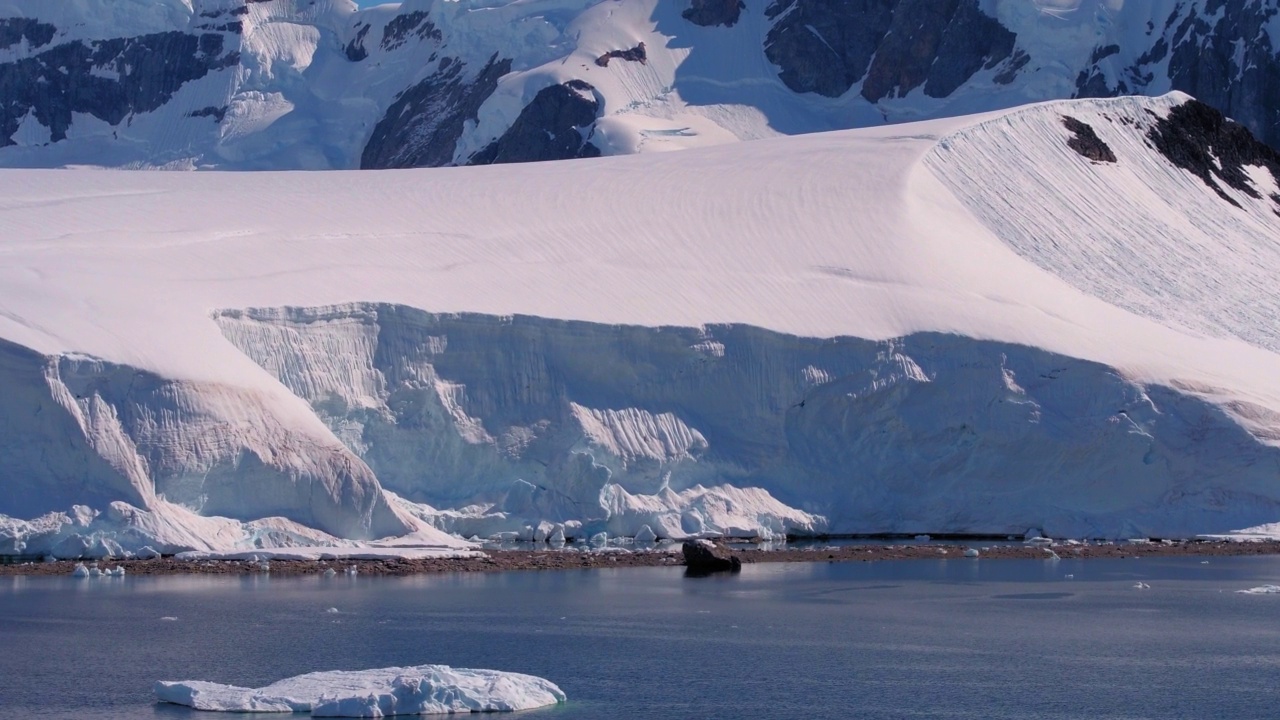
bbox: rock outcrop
[763,0,1017,101]
[1074,0,1280,149]
[683,0,746,28]
[1145,99,1280,211]
[467,80,601,165]
[361,55,512,169]
[0,31,239,147]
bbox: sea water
[2,556,1279,719]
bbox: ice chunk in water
[155,665,566,716]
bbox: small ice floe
[326,608,340,614]
[1133,581,1151,589]
[1236,585,1280,595]
[322,568,337,578]
[589,532,608,548]
[71,563,90,578]
[160,617,179,622]
[108,566,125,577]
[1064,574,1074,580]
[154,665,566,715]
[1201,560,1210,564]
[964,548,980,558]
[1044,548,1061,561]
[344,565,358,576]
[914,534,931,541]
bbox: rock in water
[682,539,741,574]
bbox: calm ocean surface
[3,556,1279,720]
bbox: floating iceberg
[155,665,566,716]
[1237,585,1280,595]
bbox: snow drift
[154,665,566,715]
[2,93,1280,552]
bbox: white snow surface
[154,665,566,715]
[3,94,1280,545]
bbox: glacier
[154,665,566,715]
[0,0,1277,169]
[2,94,1280,552]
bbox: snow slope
[2,93,1280,552]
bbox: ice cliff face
[0,337,410,543]
[0,0,1277,169]
[213,306,1280,540]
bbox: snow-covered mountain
[3,92,1280,557]
[0,0,1276,169]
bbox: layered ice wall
[0,336,411,546]
[216,306,1280,539]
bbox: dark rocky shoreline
[3,540,1279,577]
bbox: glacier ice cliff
[212,305,1280,540]
[0,336,411,545]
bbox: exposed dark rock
[682,539,742,575]
[1147,99,1280,211]
[189,106,228,123]
[0,18,56,51]
[916,0,1017,99]
[595,42,646,67]
[346,23,370,62]
[1090,44,1120,63]
[764,0,894,98]
[992,48,1030,85]
[381,11,441,52]
[0,32,239,147]
[683,0,746,28]
[1076,0,1280,150]
[467,80,601,166]
[201,22,243,35]
[764,0,1016,101]
[1075,66,1122,100]
[361,54,511,169]
[1062,115,1116,163]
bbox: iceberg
[154,665,566,716]
[1237,585,1280,595]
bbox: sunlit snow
[155,665,566,716]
